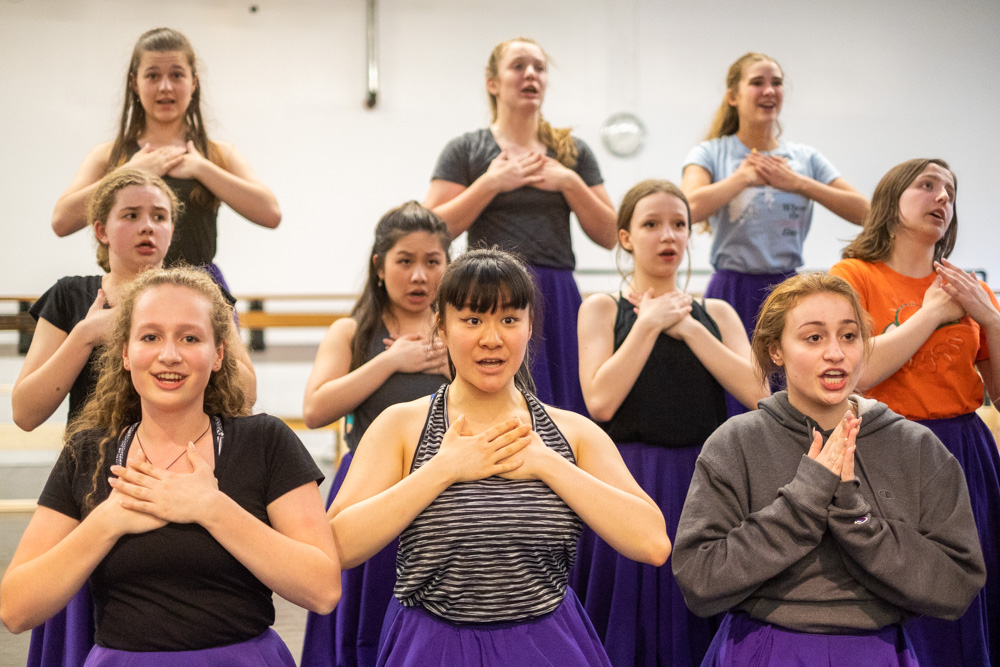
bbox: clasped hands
[808,410,862,482]
[739,151,802,192]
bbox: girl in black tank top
[571,180,768,666]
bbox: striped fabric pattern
[395,386,583,623]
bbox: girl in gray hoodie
[673,273,984,666]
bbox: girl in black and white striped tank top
[395,384,581,622]
[328,248,671,666]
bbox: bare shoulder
[580,292,618,317]
[371,395,435,433]
[703,297,738,320]
[544,404,605,441]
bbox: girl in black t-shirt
[2,267,339,666]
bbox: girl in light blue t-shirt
[681,52,869,415]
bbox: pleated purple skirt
[83,628,294,666]
[702,612,917,666]
[375,588,610,666]
[301,451,399,667]
[905,412,999,666]
[705,269,793,418]
[27,582,95,667]
[569,442,714,666]
[527,266,588,416]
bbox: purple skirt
[569,443,714,666]
[375,588,610,666]
[200,262,231,293]
[83,628,293,666]
[527,266,588,415]
[905,413,999,666]
[302,451,399,667]
[27,582,95,667]
[702,612,918,667]
[705,269,794,418]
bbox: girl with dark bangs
[328,248,669,666]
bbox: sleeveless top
[125,142,219,266]
[602,295,727,447]
[394,385,583,623]
[345,321,448,452]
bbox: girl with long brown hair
[300,202,450,667]
[830,158,1000,665]
[51,27,280,289]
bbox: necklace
[134,421,211,470]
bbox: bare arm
[671,299,769,409]
[170,141,281,228]
[752,155,869,225]
[12,293,114,431]
[681,162,760,224]
[1,481,167,633]
[562,180,616,249]
[578,292,689,421]
[302,319,447,429]
[424,149,546,238]
[51,143,113,236]
[502,411,670,565]
[855,278,965,391]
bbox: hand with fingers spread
[921,274,966,325]
[125,142,186,176]
[109,444,220,525]
[484,149,545,194]
[935,259,1000,327]
[807,410,861,479]
[496,427,562,481]
[531,156,576,193]
[382,334,449,375]
[431,415,531,483]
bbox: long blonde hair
[65,266,248,509]
[486,37,578,169]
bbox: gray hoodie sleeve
[827,443,986,620]
[672,435,840,618]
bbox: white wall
[2,0,997,298]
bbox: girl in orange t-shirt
[830,158,1000,667]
